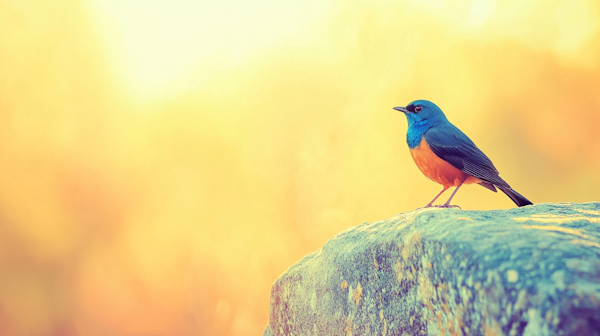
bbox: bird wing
[424,124,511,188]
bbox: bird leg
[436,184,462,209]
[422,187,449,208]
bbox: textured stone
[264,202,600,335]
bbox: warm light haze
[0,0,599,335]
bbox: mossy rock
[265,202,600,336]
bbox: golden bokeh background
[0,0,599,335]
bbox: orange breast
[410,137,481,188]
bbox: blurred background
[0,0,599,335]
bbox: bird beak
[393,106,408,113]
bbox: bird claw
[433,204,461,209]
[415,204,461,210]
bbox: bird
[394,100,532,208]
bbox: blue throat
[406,119,432,149]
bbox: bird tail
[478,181,497,192]
[498,186,533,207]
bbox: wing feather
[424,125,511,188]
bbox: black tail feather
[498,186,533,207]
[478,181,497,192]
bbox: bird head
[394,100,448,126]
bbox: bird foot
[416,204,461,210]
[432,204,461,209]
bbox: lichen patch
[344,317,352,336]
[352,283,363,306]
[394,260,404,285]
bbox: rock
[265,202,600,336]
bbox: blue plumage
[403,99,449,149]
[406,120,431,149]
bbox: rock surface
[264,202,600,336]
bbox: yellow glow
[86,0,332,99]
[571,239,600,249]
[515,215,600,224]
[522,224,590,238]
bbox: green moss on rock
[265,202,600,335]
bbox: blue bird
[394,100,533,208]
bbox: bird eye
[415,106,422,112]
